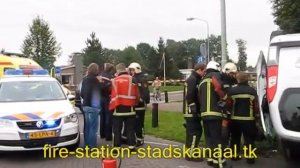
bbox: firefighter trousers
[135,110,145,144]
[185,117,202,158]
[203,119,226,167]
[230,120,257,159]
[113,115,136,149]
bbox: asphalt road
[0,110,300,168]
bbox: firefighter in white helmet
[222,62,238,91]
[127,62,150,146]
[198,61,228,167]
[220,62,238,149]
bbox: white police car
[0,69,79,151]
[257,31,300,160]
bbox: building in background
[60,53,84,91]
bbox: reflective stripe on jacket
[109,74,139,111]
[198,72,225,119]
[226,83,259,121]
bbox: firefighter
[221,62,238,91]
[220,62,238,148]
[109,63,140,151]
[184,63,206,162]
[198,61,227,168]
[226,72,259,164]
[128,62,150,146]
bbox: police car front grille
[17,119,61,130]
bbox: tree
[166,39,188,69]
[119,46,143,67]
[271,0,300,33]
[103,48,122,64]
[21,16,61,70]
[136,43,157,75]
[82,32,106,68]
[154,37,166,77]
[236,39,247,71]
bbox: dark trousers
[135,110,145,143]
[100,98,113,140]
[113,115,136,148]
[203,119,224,165]
[185,117,202,158]
[230,120,256,158]
[221,120,231,148]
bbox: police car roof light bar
[4,69,49,76]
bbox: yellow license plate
[29,131,56,139]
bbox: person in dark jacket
[198,61,228,168]
[220,62,238,149]
[81,63,101,147]
[184,63,206,162]
[98,63,115,141]
[128,62,150,146]
[226,72,259,164]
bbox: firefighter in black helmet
[198,61,227,168]
[184,63,206,161]
[226,72,259,164]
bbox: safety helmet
[223,62,237,73]
[206,61,221,71]
[128,62,142,73]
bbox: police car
[0,69,79,151]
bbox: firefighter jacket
[109,72,140,116]
[198,70,226,120]
[226,82,259,121]
[133,72,150,111]
[184,71,202,118]
[221,73,237,93]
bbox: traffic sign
[55,67,61,74]
[196,55,206,64]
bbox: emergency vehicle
[257,31,300,160]
[0,54,41,78]
[0,69,79,151]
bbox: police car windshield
[0,81,66,102]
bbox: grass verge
[144,110,186,143]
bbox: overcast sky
[0,0,278,67]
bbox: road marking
[144,141,179,147]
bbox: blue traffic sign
[196,55,206,64]
[55,67,61,74]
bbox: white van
[257,31,300,160]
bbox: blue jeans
[83,106,100,147]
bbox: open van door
[256,51,273,137]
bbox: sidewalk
[147,101,183,112]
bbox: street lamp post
[187,17,210,63]
[220,0,227,69]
